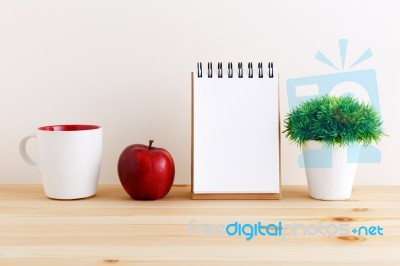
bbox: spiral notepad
[191,62,281,199]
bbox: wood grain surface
[0,185,399,265]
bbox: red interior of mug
[39,125,100,131]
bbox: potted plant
[283,95,384,200]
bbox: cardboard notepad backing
[191,62,281,199]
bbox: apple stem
[148,140,154,150]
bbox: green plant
[283,95,384,146]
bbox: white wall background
[1,0,399,185]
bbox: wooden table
[0,185,399,265]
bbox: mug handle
[19,134,39,170]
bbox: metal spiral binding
[208,62,213,78]
[258,62,263,78]
[228,62,233,78]
[268,62,274,78]
[197,62,202,78]
[238,62,243,78]
[197,62,273,78]
[248,62,253,78]
[218,62,223,78]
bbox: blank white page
[193,71,279,193]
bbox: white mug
[19,124,102,199]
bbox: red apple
[117,140,175,200]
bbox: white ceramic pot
[303,141,360,200]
